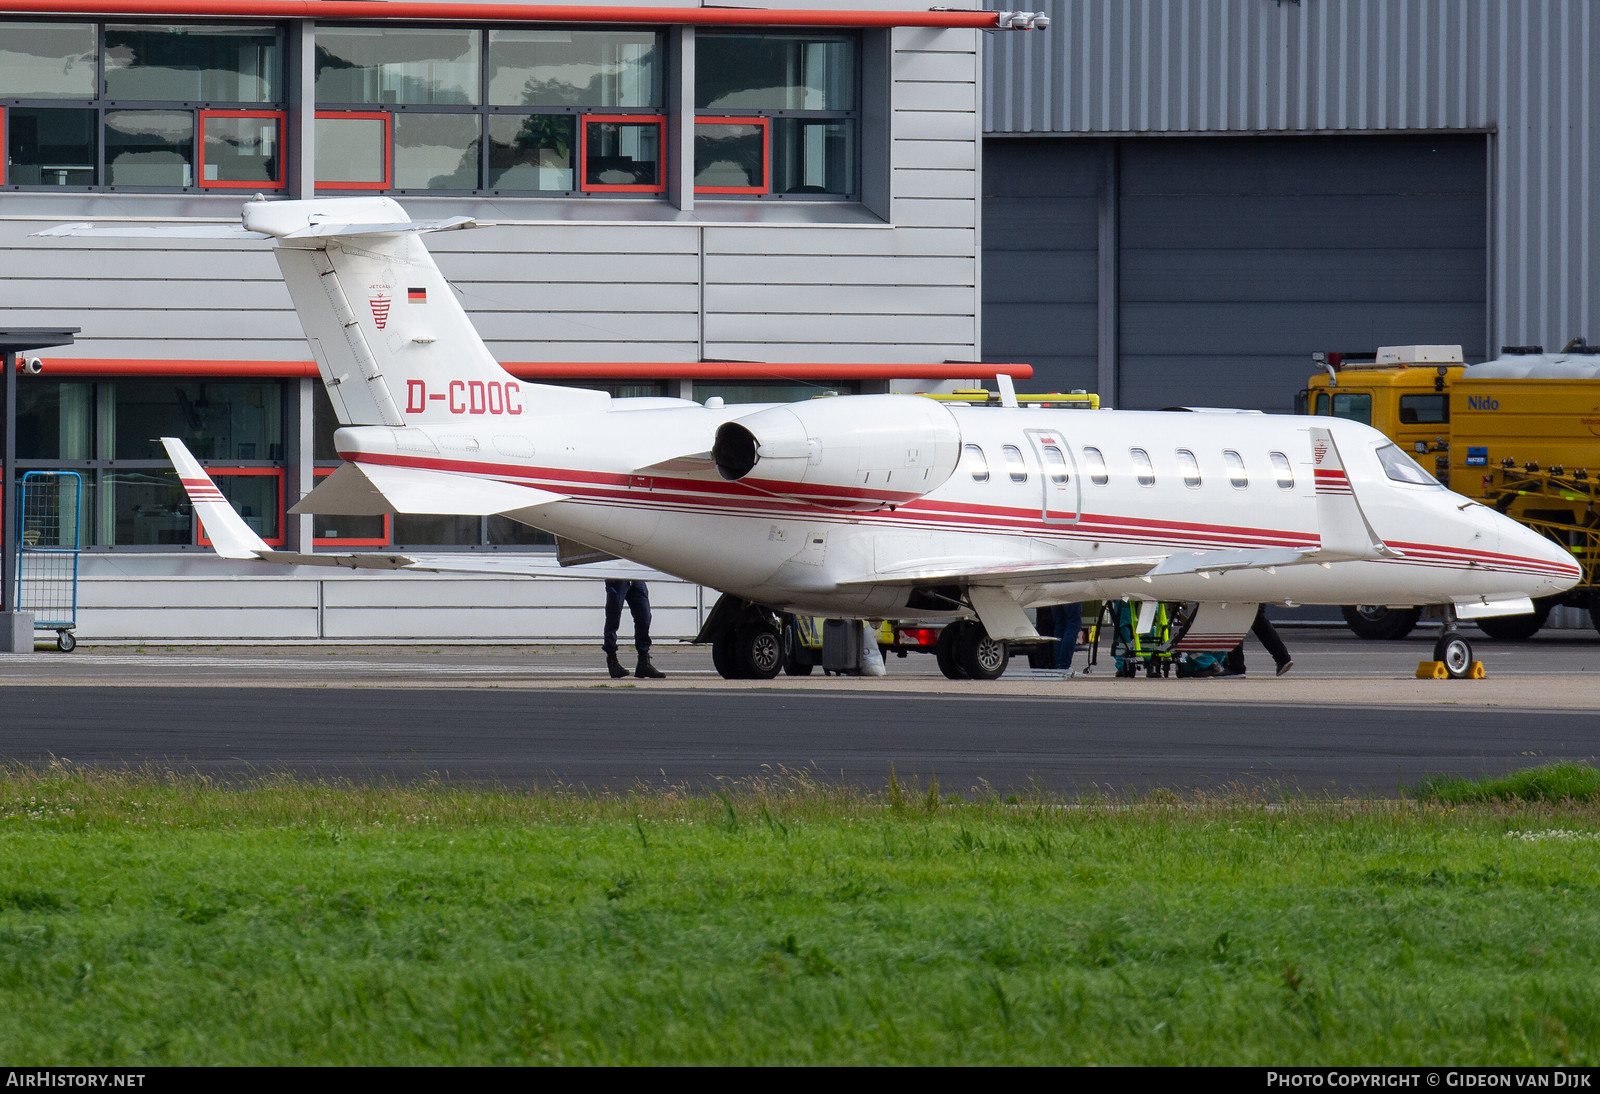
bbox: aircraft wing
[161,437,608,577]
[836,555,1168,588]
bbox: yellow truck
[1299,342,1600,639]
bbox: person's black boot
[606,652,629,678]
[635,655,666,679]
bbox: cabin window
[1130,448,1155,487]
[1270,451,1294,489]
[1003,445,1027,483]
[1223,450,1248,489]
[1082,446,1108,485]
[1176,449,1201,488]
[1376,443,1442,487]
[964,443,989,482]
[1041,444,1069,484]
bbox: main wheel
[734,618,783,680]
[1433,631,1474,679]
[955,622,1009,681]
[1474,598,1553,641]
[1341,605,1423,640]
[711,632,744,679]
[934,622,969,680]
[780,618,814,676]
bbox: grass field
[2,763,1599,1066]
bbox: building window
[314,111,391,188]
[695,32,858,198]
[17,379,284,547]
[2,22,285,191]
[196,468,284,547]
[315,25,663,196]
[580,115,664,192]
[694,117,768,193]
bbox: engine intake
[711,395,961,511]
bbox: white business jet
[50,198,1577,679]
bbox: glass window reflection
[7,108,97,186]
[0,22,97,99]
[104,25,280,103]
[316,27,480,105]
[488,29,659,107]
[487,114,575,191]
[696,34,856,111]
[105,110,194,187]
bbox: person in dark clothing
[1222,604,1292,677]
[603,579,665,679]
[1050,601,1083,675]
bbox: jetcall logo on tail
[369,275,394,330]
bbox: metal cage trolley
[15,471,82,651]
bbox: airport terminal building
[0,0,1011,639]
[0,0,1592,641]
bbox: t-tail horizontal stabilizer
[1309,426,1403,561]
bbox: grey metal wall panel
[1117,135,1487,411]
[983,0,1598,370]
[980,137,1100,393]
[1,24,985,373]
[75,556,710,642]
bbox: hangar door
[983,135,1488,411]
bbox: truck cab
[1297,345,1464,486]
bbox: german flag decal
[408,287,426,304]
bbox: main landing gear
[934,619,1009,681]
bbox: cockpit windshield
[1376,443,1442,487]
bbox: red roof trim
[0,2,1007,28]
[31,358,1033,380]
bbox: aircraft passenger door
[1025,430,1081,525]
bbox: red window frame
[693,116,769,195]
[194,467,286,548]
[579,114,666,193]
[315,111,393,190]
[311,467,392,547]
[197,109,287,190]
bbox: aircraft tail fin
[160,437,271,560]
[242,197,606,428]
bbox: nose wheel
[1432,630,1474,679]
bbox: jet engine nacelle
[711,394,962,511]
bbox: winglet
[160,437,272,560]
[1309,426,1403,560]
